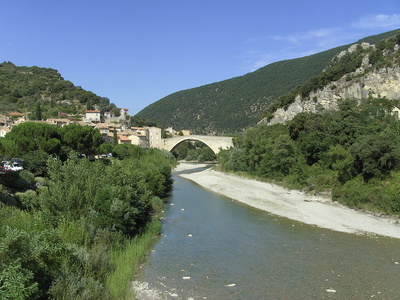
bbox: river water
[135,167,400,299]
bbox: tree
[111,144,132,159]
[99,143,113,155]
[30,103,42,121]
[350,129,400,181]
[59,124,103,157]
[21,150,52,176]
[0,138,20,158]
[4,122,61,155]
[113,127,118,146]
[326,144,354,184]
[298,130,331,165]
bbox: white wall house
[85,110,101,122]
[146,127,162,148]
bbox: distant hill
[136,29,399,135]
[0,62,120,119]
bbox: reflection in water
[136,172,400,299]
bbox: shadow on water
[172,162,215,175]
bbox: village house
[104,111,113,119]
[0,126,10,138]
[164,127,191,137]
[0,115,8,127]
[128,134,148,147]
[85,110,101,123]
[117,135,132,144]
[180,129,191,136]
[0,108,183,151]
[8,112,26,125]
[391,104,400,119]
[146,127,162,148]
[46,118,72,127]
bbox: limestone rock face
[260,42,400,125]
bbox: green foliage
[4,122,61,155]
[1,171,32,191]
[325,145,354,184]
[111,143,148,161]
[59,124,103,157]
[333,176,400,214]
[16,190,39,211]
[130,116,162,128]
[99,142,113,155]
[0,207,66,299]
[0,146,175,299]
[21,150,52,176]
[218,98,400,215]
[172,141,216,162]
[0,260,38,300]
[4,122,104,165]
[106,219,161,299]
[350,129,400,181]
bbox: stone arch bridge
[159,135,234,154]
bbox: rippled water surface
[137,170,400,299]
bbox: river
[134,165,400,299]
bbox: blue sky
[1,1,399,115]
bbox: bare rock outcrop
[261,42,400,125]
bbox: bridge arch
[160,135,233,155]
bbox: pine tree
[34,104,42,120]
[113,127,118,145]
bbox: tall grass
[106,219,162,300]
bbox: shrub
[15,190,39,210]
[19,170,35,187]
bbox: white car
[4,162,23,171]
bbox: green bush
[15,190,38,210]
[19,170,35,187]
[0,147,175,299]
[0,170,35,191]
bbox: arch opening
[171,140,216,162]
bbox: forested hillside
[136,29,398,135]
[216,31,400,217]
[0,62,120,119]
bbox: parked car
[2,161,23,171]
[0,165,7,173]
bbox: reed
[106,219,162,300]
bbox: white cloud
[352,14,400,29]
[242,13,400,72]
[271,27,341,45]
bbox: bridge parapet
[159,135,233,154]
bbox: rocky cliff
[261,41,400,125]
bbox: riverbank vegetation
[218,98,400,216]
[0,131,175,299]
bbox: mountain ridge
[0,61,121,120]
[136,29,399,135]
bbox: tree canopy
[2,122,103,159]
